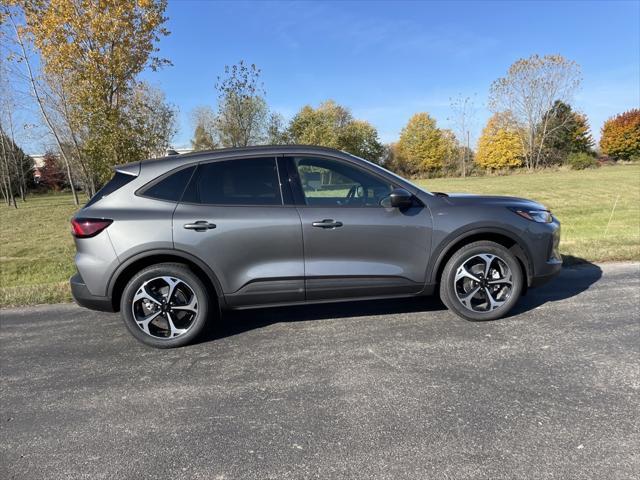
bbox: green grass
[0,192,88,307]
[1,164,638,307]
[418,164,640,263]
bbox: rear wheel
[120,263,210,348]
[440,241,523,321]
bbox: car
[70,145,562,348]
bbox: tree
[448,94,477,177]
[266,112,289,145]
[600,109,640,161]
[540,101,594,165]
[476,112,524,169]
[190,106,218,151]
[0,127,34,207]
[489,54,582,169]
[215,61,269,147]
[288,100,384,162]
[4,7,80,204]
[127,82,177,159]
[396,113,455,174]
[20,0,171,191]
[39,152,65,190]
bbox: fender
[426,225,534,286]
[107,248,227,307]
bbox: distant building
[30,154,46,183]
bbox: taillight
[71,218,113,238]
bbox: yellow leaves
[600,109,640,161]
[476,113,524,169]
[396,113,454,172]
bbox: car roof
[114,145,358,176]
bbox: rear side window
[85,172,136,208]
[142,166,195,202]
[183,157,281,206]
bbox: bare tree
[448,93,477,177]
[6,9,79,204]
[489,54,581,170]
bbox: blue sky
[144,0,639,149]
[21,0,639,153]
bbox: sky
[23,0,640,153]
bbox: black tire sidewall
[440,241,523,321]
[120,263,210,348]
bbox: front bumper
[70,272,115,312]
[529,218,562,288]
[530,259,562,287]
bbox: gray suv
[70,146,561,348]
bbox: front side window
[293,157,393,207]
[184,157,281,205]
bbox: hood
[439,192,548,211]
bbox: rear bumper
[70,273,115,312]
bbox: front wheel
[440,241,523,321]
[120,263,210,348]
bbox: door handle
[312,219,343,229]
[183,221,217,231]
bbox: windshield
[345,152,432,195]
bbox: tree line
[1,1,638,209]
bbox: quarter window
[184,157,281,205]
[293,157,392,207]
[142,166,195,202]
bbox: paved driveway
[1,262,638,479]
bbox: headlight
[510,208,553,223]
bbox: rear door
[285,156,433,301]
[173,156,304,307]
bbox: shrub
[567,152,598,170]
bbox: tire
[439,241,523,321]
[120,263,211,348]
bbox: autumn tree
[600,109,640,161]
[39,152,65,191]
[395,113,456,174]
[489,54,582,169]
[20,0,171,192]
[540,101,594,165]
[288,100,384,161]
[476,112,524,169]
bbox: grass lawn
[1,164,638,307]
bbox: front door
[286,156,433,301]
[173,156,304,307]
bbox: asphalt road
[1,262,639,479]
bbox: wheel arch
[429,228,533,289]
[108,249,225,312]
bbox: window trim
[284,155,403,209]
[179,156,286,207]
[136,164,197,204]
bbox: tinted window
[143,166,195,202]
[184,157,281,205]
[85,171,136,207]
[293,157,392,207]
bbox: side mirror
[389,188,414,209]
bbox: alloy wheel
[131,276,199,339]
[453,253,513,313]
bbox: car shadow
[197,257,603,343]
[509,257,602,316]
